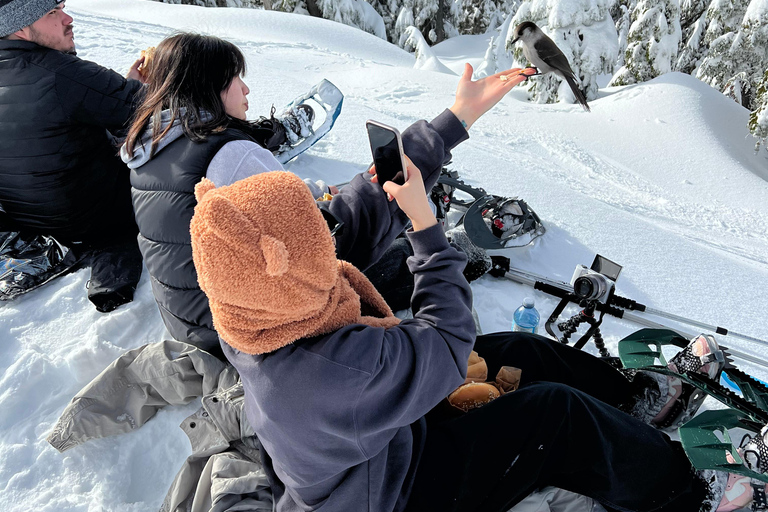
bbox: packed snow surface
[2,1,768,510]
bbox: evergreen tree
[750,68,768,150]
[609,0,682,85]
[507,0,618,104]
[391,0,456,46]
[475,12,518,78]
[697,0,767,108]
[368,0,400,42]
[453,0,519,35]
[674,0,709,73]
[611,0,638,68]
[315,0,387,39]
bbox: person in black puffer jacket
[0,0,146,311]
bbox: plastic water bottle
[513,297,540,334]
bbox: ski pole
[490,258,768,352]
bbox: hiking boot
[281,103,315,143]
[743,424,768,475]
[651,334,726,429]
[706,445,768,512]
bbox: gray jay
[511,22,590,111]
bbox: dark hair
[124,33,249,158]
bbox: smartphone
[366,120,408,186]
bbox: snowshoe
[619,328,768,429]
[462,195,545,249]
[274,79,344,164]
[430,169,545,250]
[0,231,84,300]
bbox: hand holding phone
[380,156,437,232]
[366,120,408,187]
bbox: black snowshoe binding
[281,103,315,144]
[431,168,545,249]
[252,103,315,153]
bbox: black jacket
[131,130,247,355]
[0,40,143,243]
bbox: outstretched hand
[450,63,530,130]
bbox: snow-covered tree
[504,0,618,104]
[151,0,385,38]
[674,0,709,73]
[452,0,520,35]
[315,0,387,39]
[750,68,768,150]
[152,0,263,6]
[611,0,638,68]
[609,0,682,85]
[697,0,768,108]
[475,12,518,77]
[390,0,453,45]
[694,0,749,91]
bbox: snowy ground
[2,1,768,510]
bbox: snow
[2,1,768,510]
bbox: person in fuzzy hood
[190,161,761,512]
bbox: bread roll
[447,382,501,412]
[138,46,156,75]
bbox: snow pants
[73,233,143,313]
[404,332,709,512]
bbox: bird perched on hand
[511,22,590,112]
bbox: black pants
[405,332,708,512]
[73,234,143,313]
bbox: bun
[138,46,156,75]
[447,382,501,412]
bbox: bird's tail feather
[564,74,590,112]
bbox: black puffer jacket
[131,130,247,355]
[0,40,143,242]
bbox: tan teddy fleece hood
[190,171,400,355]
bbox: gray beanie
[0,0,63,38]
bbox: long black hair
[124,33,256,158]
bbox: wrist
[409,210,438,232]
[449,104,477,131]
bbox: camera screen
[367,123,405,186]
[591,255,622,280]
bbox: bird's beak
[511,36,519,44]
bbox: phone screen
[367,122,406,186]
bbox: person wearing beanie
[190,160,743,512]
[0,2,147,311]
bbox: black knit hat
[0,0,63,38]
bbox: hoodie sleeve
[349,223,475,456]
[330,109,468,271]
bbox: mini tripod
[557,300,611,358]
[544,295,613,359]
